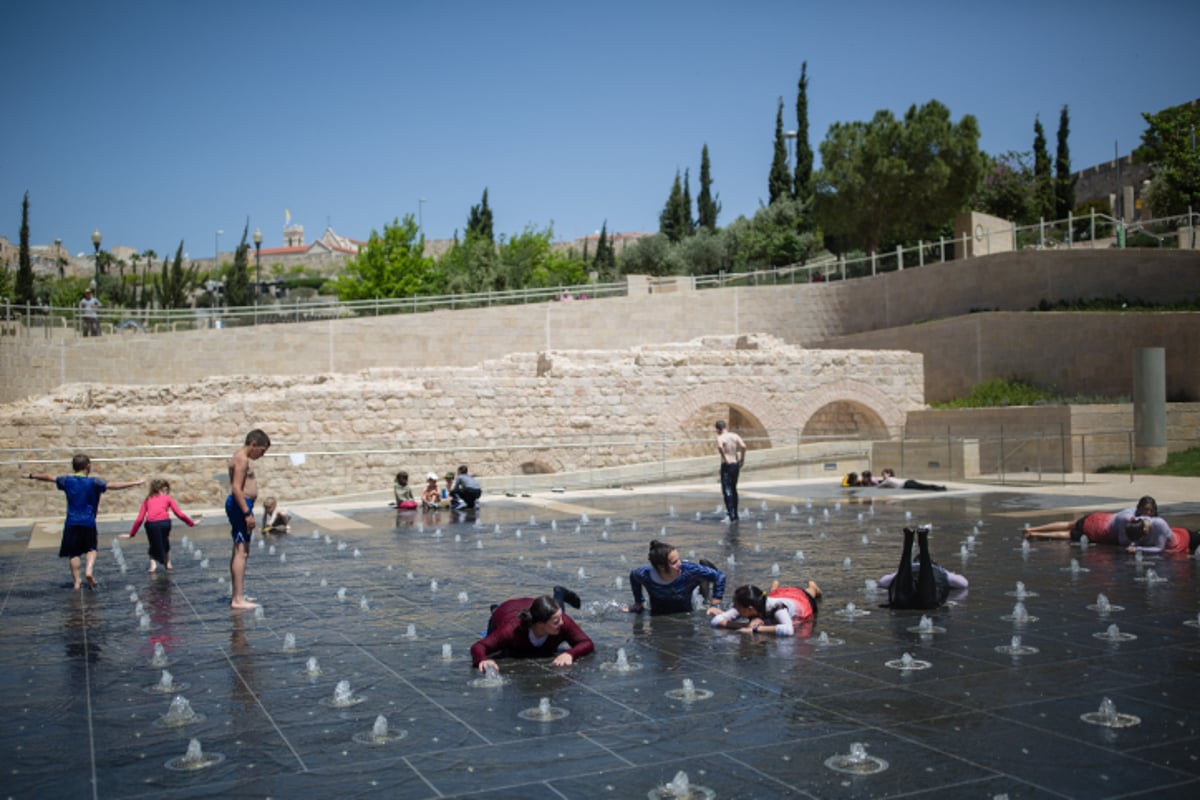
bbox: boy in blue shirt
[27,454,144,589]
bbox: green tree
[681,169,694,236]
[16,191,35,305]
[594,220,617,275]
[1135,100,1200,216]
[1054,105,1075,219]
[499,225,587,290]
[619,233,685,276]
[139,249,157,308]
[155,241,201,310]
[1033,116,1054,220]
[466,188,494,244]
[697,144,720,231]
[728,198,821,269]
[223,222,253,308]
[768,97,791,204]
[971,151,1037,224]
[815,100,981,254]
[677,227,731,275]
[329,215,435,300]
[659,170,688,243]
[793,62,814,206]
[437,234,492,294]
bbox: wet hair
[861,470,873,485]
[734,582,822,620]
[72,454,91,472]
[843,472,860,486]
[647,539,676,570]
[395,470,408,485]
[457,464,469,475]
[881,468,895,478]
[518,595,560,626]
[1125,518,1147,542]
[733,584,768,617]
[244,429,271,448]
[1135,495,1158,517]
[715,420,727,431]
[147,478,170,498]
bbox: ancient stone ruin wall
[1,334,923,519]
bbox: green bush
[933,378,1055,408]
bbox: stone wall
[0,335,924,519]
[903,403,1200,475]
[2,249,1198,406]
[825,311,1200,403]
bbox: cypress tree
[697,144,720,231]
[224,221,252,308]
[16,191,35,305]
[769,97,791,204]
[467,188,494,243]
[1033,116,1055,220]
[595,220,616,274]
[659,170,685,243]
[680,168,694,236]
[793,62,814,205]
[1055,104,1075,219]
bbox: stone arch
[792,380,908,438]
[509,450,567,476]
[660,385,790,458]
[802,400,890,439]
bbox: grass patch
[1097,447,1200,477]
[930,378,1125,409]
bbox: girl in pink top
[123,479,198,572]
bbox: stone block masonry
[0,334,924,519]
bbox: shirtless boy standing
[715,419,747,522]
[226,429,270,609]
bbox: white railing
[3,208,1194,337]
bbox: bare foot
[165,562,173,571]
[230,598,259,610]
[85,574,98,589]
[149,563,157,573]
[73,582,82,590]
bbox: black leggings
[889,527,938,609]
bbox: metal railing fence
[3,208,1194,338]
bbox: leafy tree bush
[971,151,1036,224]
[931,378,1057,408]
[618,233,686,276]
[815,100,981,254]
[329,215,436,300]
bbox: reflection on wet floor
[1,483,1198,799]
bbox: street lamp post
[783,129,798,174]
[253,227,262,325]
[90,229,102,289]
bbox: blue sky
[4,0,1198,259]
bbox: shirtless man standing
[226,429,270,609]
[715,419,747,522]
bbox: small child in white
[261,497,291,534]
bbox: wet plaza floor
[1,480,1199,799]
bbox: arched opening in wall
[802,401,888,440]
[519,460,556,475]
[681,404,771,457]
